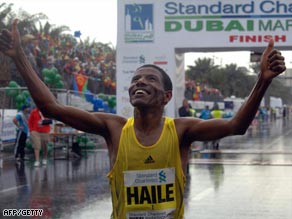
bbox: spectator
[178,99,194,117]
[28,107,52,167]
[200,105,211,120]
[211,104,224,150]
[200,105,212,149]
[63,57,76,89]
[13,105,30,163]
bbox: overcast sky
[5,0,117,44]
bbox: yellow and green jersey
[107,117,186,219]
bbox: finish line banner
[119,0,292,48]
[117,0,292,117]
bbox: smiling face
[128,66,172,109]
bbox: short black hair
[137,64,173,91]
[21,104,30,110]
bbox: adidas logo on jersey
[144,155,155,164]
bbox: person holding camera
[28,107,52,167]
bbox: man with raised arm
[0,19,286,219]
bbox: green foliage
[186,58,291,104]
[186,58,219,82]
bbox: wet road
[0,118,292,219]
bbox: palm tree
[0,3,13,29]
[221,64,249,97]
[186,59,256,99]
[0,3,14,87]
[39,21,70,42]
[186,58,218,83]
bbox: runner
[0,19,286,219]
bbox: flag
[73,73,88,96]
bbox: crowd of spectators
[184,79,224,102]
[22,33,116,95]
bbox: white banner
[117,0,292,117]
[116,46,175,117]
[118,0,292,49]
[1,110,17,143]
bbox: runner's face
[129,67,168,107]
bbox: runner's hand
[260,39,286,82]
[0,19,22,58]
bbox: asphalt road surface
[0,118,291,219]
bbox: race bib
[124,168,176,219]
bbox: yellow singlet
[107,117,186,219]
